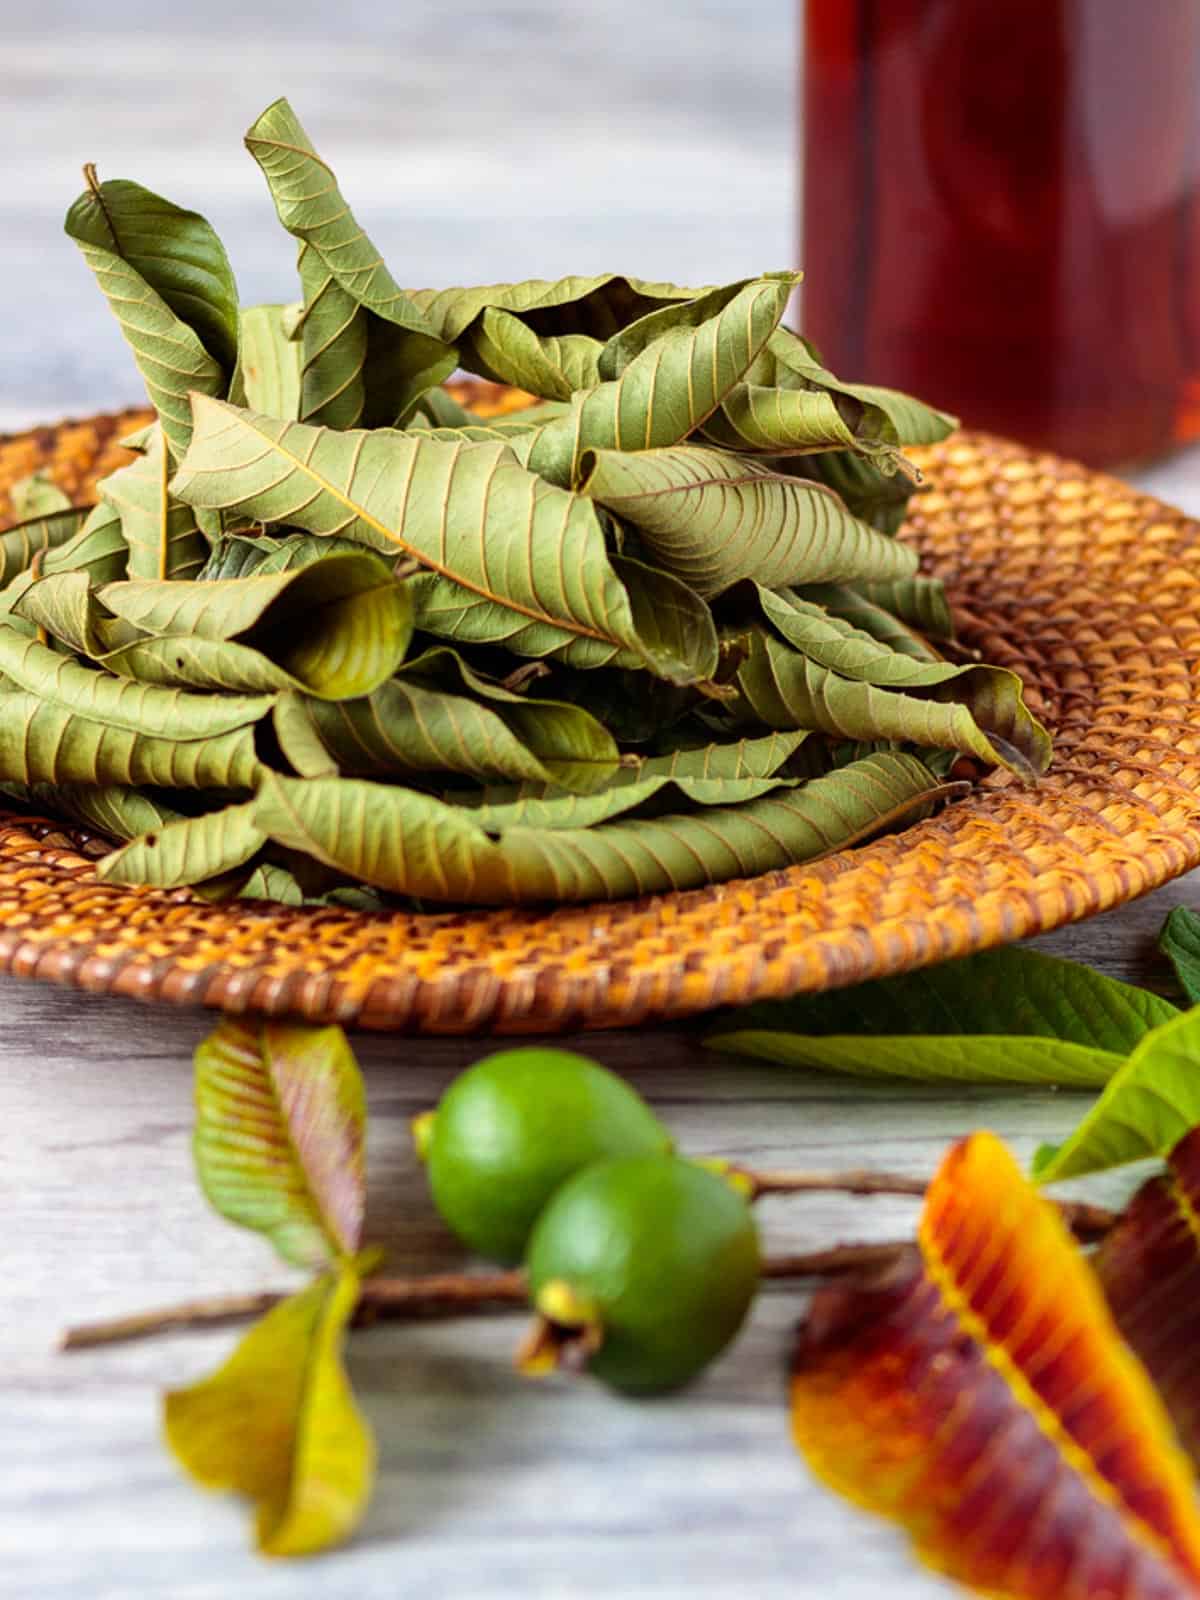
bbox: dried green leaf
[10,471,72,521]
[0,506,89,589]
[274,643,621,789]
[245,98,454,427]
[796,582,946,661]
[164,1265,373,1557]
[171,398,716,683]
[467,307,603,398]
[797,450,917,535]
[521,274,800,488]
[192,1017,366,1266]
[0,780,180,841]
[734,626,1050,778]
[14,570,132,657]
[444,729,807,830]
[0,628,267,788]
[580,444,917,597]
[98,551,412,699]
[64,173,235,457]
[97,799,266,888]
[233,303,303,419]
[252,750,944,904]
[97,426,208,582]
[408,272,707,344]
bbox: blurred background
[2,0,794,432]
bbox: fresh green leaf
[1035,1009,1200,1182]
[252,750,944,904]
[97,799,266,888]
[706,1031,1121,1086]
[171,397,717,683]
[164,1265,373,1557]
[707,945,1178,1052]
[64,171,235,457]
[579,446,917,598]
[1160,906,1200,1005]
[192,1017,366,1266]
[734,626,1051,778]
[245,98,454,427]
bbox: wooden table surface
[6,7,1200,1594]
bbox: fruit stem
[516,1282,605,1378]
[409,1109,436,1161]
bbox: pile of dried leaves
[0,99,1051,906]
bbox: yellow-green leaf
[164,1265,373,1558]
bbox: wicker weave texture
[0,405,1196,1033]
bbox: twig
[739,1167,1116,1241]
[60,1246,928,1353]
[61,1270,529,1352]
[60,1173,1118,1351]
[761,1242,907,1280]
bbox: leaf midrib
[202,406,619,649]
[922,1230,1187,1577]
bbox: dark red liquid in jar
[802,0,1200,466]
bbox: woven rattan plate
[0,399,1197,1033]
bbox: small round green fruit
[521,1154,761,1394]
[414,1048,671,1265]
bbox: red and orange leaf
[791,1132,1200,1600]
[1096,1126,1200,1467]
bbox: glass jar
[802,0,1200,467]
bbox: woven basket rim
[0,408,1196,1033]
